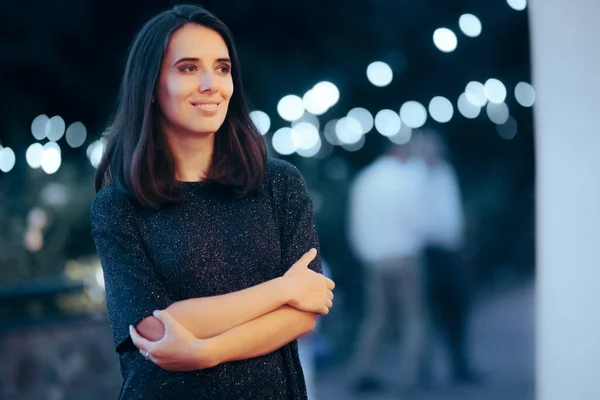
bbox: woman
[91,5,334,399]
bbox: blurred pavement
[316,282,535,400]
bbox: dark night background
[0,1,534,399]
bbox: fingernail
[153,310,160,317]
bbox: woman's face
[156,24,234,137]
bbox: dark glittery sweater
[90,158,321,400]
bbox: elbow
[303,313,318,335]
[136,316,166,342]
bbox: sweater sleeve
[90,186,175,353]
[275,160,322,275]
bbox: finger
[325,278,335,290]
[326,290,334,300]
[130,325,154,353]
[320,306,330,316]
[296,248,317,268]
[325,298,333,308]
[152,310,177,331]
[139,349,157,363]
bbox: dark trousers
[424,246,472,378]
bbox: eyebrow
[172,57,232,67]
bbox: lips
[192,103,219,111]
[191,101,221,111]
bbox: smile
[192,103,219,111]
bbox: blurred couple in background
[348,130,480,394]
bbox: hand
[284,249,335,315]
[129,310,216,371]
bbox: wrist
[195,337,220,369]
[274,276,294,304]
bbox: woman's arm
[130,306,319,371]
[138,275,291,341]
[206,305,318,363]
[138,249,333,341]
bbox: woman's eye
[217,65,231,74]
[181,65,198,73]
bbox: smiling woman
[90,4,334,400]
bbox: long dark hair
[95,4,266,207]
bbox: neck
[165,130,215,182]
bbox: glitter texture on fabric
[91,158,321,400]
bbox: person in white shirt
[347,143,428,392]
[417,130,480,384]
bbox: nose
[199,72,216,93]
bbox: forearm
[207,305,317,364]
[138,277,292,340]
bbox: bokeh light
[336,117,363,145]
[433,28,458,53]
[250,110,271,135]
[341,134,366,152]
[65,122,87,148]
[277,95,305,121]
[87,140,105,168]
[323,119,340,145]
[272,127,296,155]
[515,82,536,107]
[292,113,320,131]
[465,81,487,107]
[389,125,413,144]
[400,101,428,128]
[26,143,44,169]
[41,147,61,174]
[497,116,518,139]
[486,102,510,124]
[375,109,401,137]
[45,115,66,142]
[347,107,374,134]
[485,78,508,103]
[428,96,454,123]
[458,93,482,119]
[366,61,393,87]
[0,147,16,173]
[31,114,49,140]
[291,122,320,150]
[507,0,527,11]
[459,14,482,38]
[296,137,322,158]
[311,81,340,111]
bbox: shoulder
[266,157,306,188]
[90,184,137,220]
[267,157,302,178]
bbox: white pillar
[530,1,600,399]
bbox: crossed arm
[130,249,334,370]
[135,274,320,368]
